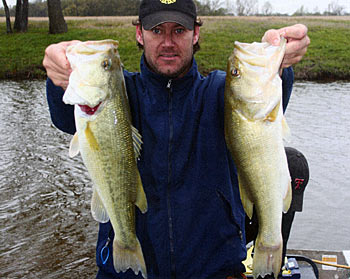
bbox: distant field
[1,16,350,80]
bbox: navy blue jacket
[46,55,294,279]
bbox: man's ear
[193,25,200,45]
[136,25,144,46]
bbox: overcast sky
[259,0,349,14]
[1,0,350,15]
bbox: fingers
[281,24,310,68]
[278,24,308,41]
[261,29,281,45]
[262,24,310,69]
[281,35,310,68]
[43,40,81,90]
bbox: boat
[244,246,350,278]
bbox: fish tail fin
[253,235,282,279]
[113,237,147,279]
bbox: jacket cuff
[281,67,294,113]
[46,78,76,135]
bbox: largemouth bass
[63,40,147,278]
[224,38,292,279]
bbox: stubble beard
[144,48,194,79]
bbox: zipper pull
[100,237,111,265]
[166,79,172,89]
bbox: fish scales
[224,38,292,279]
[63,40,148,278]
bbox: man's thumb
[262,29,281,46]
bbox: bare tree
[327,1,345,15]
[293,5,309,16]
[235,0,258,16]
[261,1,273,15]
[226,0,235,14]
[14,0,28,32]
[47,0,68,34]
[2,0,12,33]
[313,6,320,15]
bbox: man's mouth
[159,54,178,59]
[78,103,101,115]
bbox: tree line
[1,0,348,35]
[1,0,349,17]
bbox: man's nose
[163,32,175,47]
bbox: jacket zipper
[166,79,176,278]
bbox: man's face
[136,22,200,78]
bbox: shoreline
[2,16,350,81]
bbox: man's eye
[152,28,161,34]
[175,28,185,34]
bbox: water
[285,81,350,251]
[0,81,97,278]
[0,80,349,278]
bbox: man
[43,0,310,278]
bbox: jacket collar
[140,54,199,93]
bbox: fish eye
[102,59,112,70]
[232,68,240,78]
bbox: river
[0,80,349,278]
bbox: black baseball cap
[138,0,197,30]
[285,147,310,212]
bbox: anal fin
[238,173,254,219]
[135,172,147,214]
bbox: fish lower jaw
[78,103,101,115]
[75,101,105,119]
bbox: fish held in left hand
[224,38,292,279]
[63,39,148,278]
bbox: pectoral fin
[91,187,110,223]
[282,116,291,141]
[265,100,280,122]
[69,132,80,158]
[135,172,147,214]
[85,122,100,151]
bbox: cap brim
[142,11,194,30]
[290,192,304,212]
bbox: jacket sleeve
[281,66,294,113]
[46,78,76,135]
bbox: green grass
[1,16,350,80]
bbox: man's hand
[43,40,81,90]
[262,24,310,69]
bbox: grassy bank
[1,16,350,81]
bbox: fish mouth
[78,103,101,115]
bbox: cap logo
[160,0,176,4]
[294,178,305,190]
